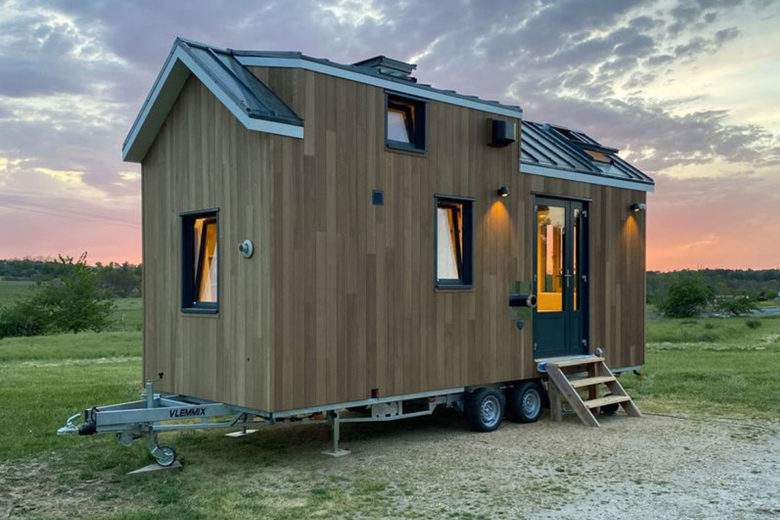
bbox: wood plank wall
[141,69,646,413]
[142,76,276,410]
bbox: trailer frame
[57,382,471,466]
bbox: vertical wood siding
[141,70,646,412]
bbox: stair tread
[546,356,604,368]
[584,395,631,408]
[570,376,616,388]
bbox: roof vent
[352,55,417,82]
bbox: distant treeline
[647,269,779,305]
[0,258,142,298]
[2,259,778,303]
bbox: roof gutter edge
[520,162,655,192]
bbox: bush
[714,295,758,316]
[659,275,714,318]
[745,319,762,329]
[0,255,115,338]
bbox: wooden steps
[584,394,630,409]
[542,356,641,427]
[570,375,615,388]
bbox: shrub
[745,319,762,329]
[659,275,714,318]
[714,294,759,316]
[0,255,115,338]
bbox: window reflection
[537,205,564,312]
[190,216,218,304]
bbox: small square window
[386,93,426,153]
[181,209,219,313]
[435,197,473,288]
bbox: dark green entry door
[533,197,588,358]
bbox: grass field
[0,285,778,518]
[0,279,34,302]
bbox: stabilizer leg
[321,410,350,457]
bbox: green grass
[0,298,778,518]
[109,297,142,331]
[0,279,35,303]
[622,315,780,418]
[0,330,140,362]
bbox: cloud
[0,0,777,266]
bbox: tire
[464,388,505,432]
[506,381,544,423]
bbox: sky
[0,0,778,271]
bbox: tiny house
[59,38,654,463]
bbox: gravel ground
[1,411,778,519]
[333,411,779,519]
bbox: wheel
[464,388,505,432]
[153,445,177,467]
[506,381,544,423]
[600,394,620,416]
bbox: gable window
[386,93,426,153]
[181,209,219,313]
[435,196,473,288]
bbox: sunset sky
[0,0,778,271]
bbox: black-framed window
[181,209,219,313]
[386,93,426,153]
[435,196,473,288]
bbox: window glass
[195,218,218,303]
[386,94,425,151]
[182,211,218,311]
[573,208,579,311]
[437,205,462,280]
[387,106,411,143]
[436,198,472,287]
[536,205,564,312]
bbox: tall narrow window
[536,205,564,312]
[436,197,473,288]
[181,209,219,313]
[386,93,426,153]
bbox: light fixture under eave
[630,202,646,213]
[497,185,510,198]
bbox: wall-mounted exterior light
[497,185,510,198]
[630,202,646,213]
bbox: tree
[659,275,713,318]
[0,254,115,338]
[714,295,758,316]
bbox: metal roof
[521,121,654,192]
[231,50,522,117]
[184,42,302,126]
[124,37,524,162]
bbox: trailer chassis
[57,382,466,467]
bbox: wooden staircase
[539,356,641,427]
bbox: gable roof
[123,38,303,162]
[233,50,522,118]
[124,38,525,162]
[520,121,654,192]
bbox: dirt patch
[0,458,130,519]
[1,413,778,519]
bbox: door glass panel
[537,205,565,312]
[573,208,579,312]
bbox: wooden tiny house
[124,38,653,420]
